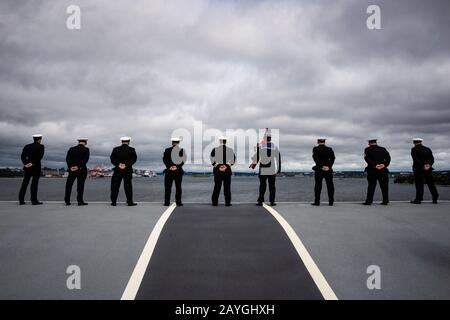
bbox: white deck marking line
[121,203,177,300]
[263,203,338,300]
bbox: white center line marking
[263,203,338,300]
[121,203,177,300]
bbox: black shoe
[128,202,138,206]
[256,202,263,206]
[78,202,88,206]
[31,201,43,205]
[212,203,218,206]
[225,203,232,207]
[410,200,421,204]
[362,202,372,206]
[270,202,276,206]
[111,203,117,206]
[65,202,71,206]
[311,202,320,206]
[19,201,26,205]
[380,202,389,205]
[164,202,170,206]
[176,203,183,207]
[329,202,334,206]
[433,199,438,204]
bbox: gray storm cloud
[0,0,449,171]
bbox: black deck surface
[135,204,323,300]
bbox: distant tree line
[0,168,24,177]
[1,167,449,185]
[394,172,450,185]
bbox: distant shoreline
[1,169,449,185]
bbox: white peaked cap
[120,136,131,141]
[413,138,423,142]
[218,136,227,141]
[368,138,378,141]
[32,134,43,138]
[78,138,88,141]
[171,137,182,142]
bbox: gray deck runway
[135,204,323,300]
[0,202,163,299]
[275,202,450,299]
[0,201,449,299]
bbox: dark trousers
[212,173,231,205]
[111,171,133,204]
[414,170,439,201]
[18,169,40,202]
[164,172,183,205]
[366,171,389,204]
[64,170,87,203]
[314,170,334,203]
[258,175,276,203]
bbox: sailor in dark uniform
[363,138,391,205]
[312,138,335,206]
[210,136,236,206]
[410,138,439,204]
[110,137,137,206]
[250,132,281,206]
[163,137,187,206]
[64,138,90,206]
[18,134,45,205]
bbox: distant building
[42,167,64,177]
[88,165,113,178]
[143,170,157,177]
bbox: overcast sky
[1,0,449,171]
